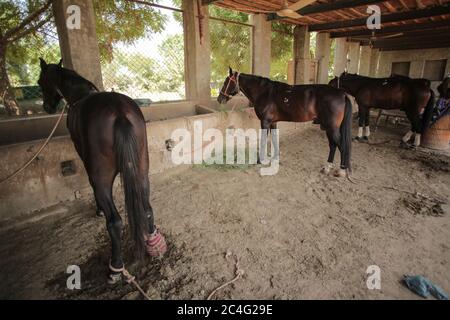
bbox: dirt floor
[0,118,449,300]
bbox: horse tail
[340,96,353,173]
[114,116,147,258]
[421,89,435,133]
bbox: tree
[93,0,167,63]
[271,22,293,82]
[0,0,168,116]
[156,33,185,93]
[0,0,52,115]
[208,6,251,95]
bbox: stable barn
[0,0,449,300]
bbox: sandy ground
[0,119,449,300]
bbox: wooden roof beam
[267,0,388,21]
[377,41,450,51]
[202,0,221,5]
[309,3,450,31]
[330,19,450,37]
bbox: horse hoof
[96,210,104,217]
[145,228,167,257]
[333,168,346,177]
[107,272,122,285]
[362,136,369,142]
[353,136,363,142]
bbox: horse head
[37,58,63,114]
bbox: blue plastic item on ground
[403,275,448,300]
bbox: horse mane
[340,72,373,81]
[241,73,288,87]
[340,72,430,86]
[390,73,410,79]
[58,66,99,92]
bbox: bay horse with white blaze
[37,58,167,284]
[329,72,435,146]
[218,68,353,177]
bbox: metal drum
[421,115,450,150]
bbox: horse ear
[57,59,63,67]
[39,57,47,70]
[229,67,233,76]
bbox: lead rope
[0,100,67,185]
[207,251,244,300]
[109,263,151,300]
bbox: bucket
[421,115,450,150]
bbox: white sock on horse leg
[259,129,268,163]
[271,129,279,160]
[358,127,363,137]
[364,126,370,137]
[414,133,421,146]
[402,130,413,143]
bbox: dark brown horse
[218,68,353,177]
[38,59,166,283]
[329,72,435,146]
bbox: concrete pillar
[53,0,103,90]
[315,32,331,83]
[333,38,349,76]
[347,42,360,74]
[182,0,211,103]
[358,45,372,76]
[293,26,310,84]
[251,14,271,77]
[369,48,380,77]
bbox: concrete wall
[377,47,450,91]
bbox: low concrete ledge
[0,100,207,146]
[0,103,313,220]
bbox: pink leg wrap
[145,228,167,257]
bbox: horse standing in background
[38,58,167,284]
[218,68,353,178]
[329,72,435,147]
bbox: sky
[117,0,184,62]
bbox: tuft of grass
[193,147,256,171]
